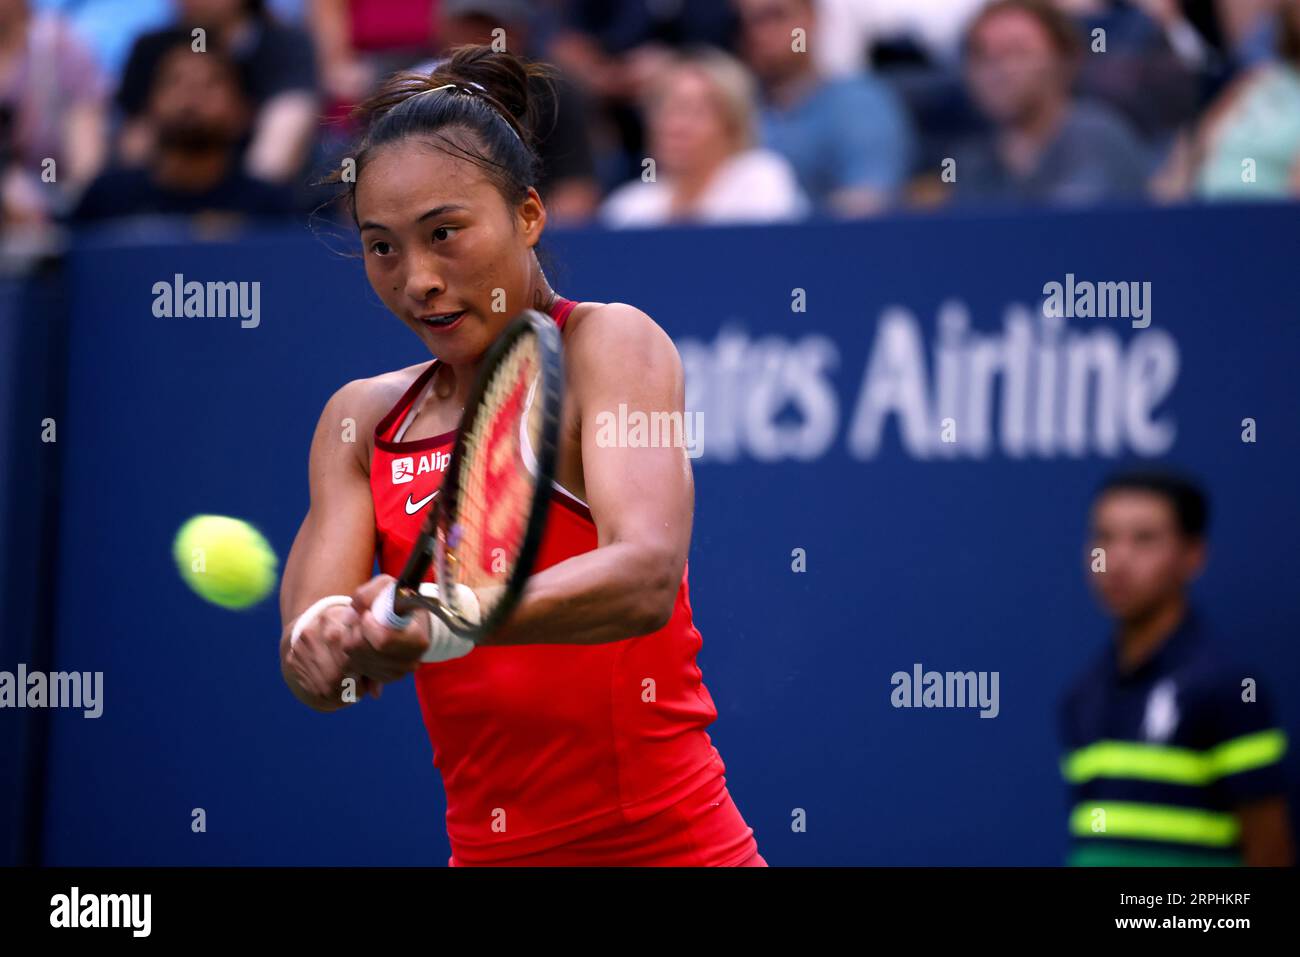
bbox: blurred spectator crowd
[2,0,1299,232]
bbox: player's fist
[343,575,431,682]
[283,603,382,710]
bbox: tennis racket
[374,308,564,642]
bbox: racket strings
[447,334,543,621]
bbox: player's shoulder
[318,362,430,444]
[325,361,418,405]
[563,300,678,366]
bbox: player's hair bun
[429,44,543,145]
[329,44,559,217]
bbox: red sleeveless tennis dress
[369,297,761,866]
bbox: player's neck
[430,359,473,412]
[432,278,558,410]
[529,272,559,316]
[1115,596,1187,673]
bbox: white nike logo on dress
[405,489,439,515]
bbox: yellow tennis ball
[173,515,278,610]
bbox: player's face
[966,11,1063,124]
[1086,491,1204,623]
[355,138,545,366]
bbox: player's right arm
[278,380,380,712]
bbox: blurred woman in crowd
[0,0,108,226]
[1187,0,1300,199]
[600,46,807,228]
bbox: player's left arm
[481,302,692,646]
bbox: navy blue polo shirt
[1059,609,1288,865]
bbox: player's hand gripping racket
[370,308,564,645]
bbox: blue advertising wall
[0,263,65,867]
[15,203,1300,865]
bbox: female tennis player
[278,45,765,867]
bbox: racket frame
[391,309,564,642]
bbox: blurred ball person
[599,46,808,228]
[737,0,912,218]
[73,41,294,223]
[952,0,1149,206]
[117,0,318,185]
[1060,471,1293,866]
[433,0,600,225]
[0,0,108,225]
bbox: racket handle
[416,582,477,662]
[374,581,475,661]
[372,581,414,631]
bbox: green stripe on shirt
[1062,729,1287,786]
[1068,844,1241,867]
[1069,801,1240,847]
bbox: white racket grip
[371,580,412,631]
[289,595,353,648]
[417,582,480,663]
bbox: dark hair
[151,35,247,101]
[330,45,557,223]
[964,0,1082,62]
[1095,469,1210,540]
